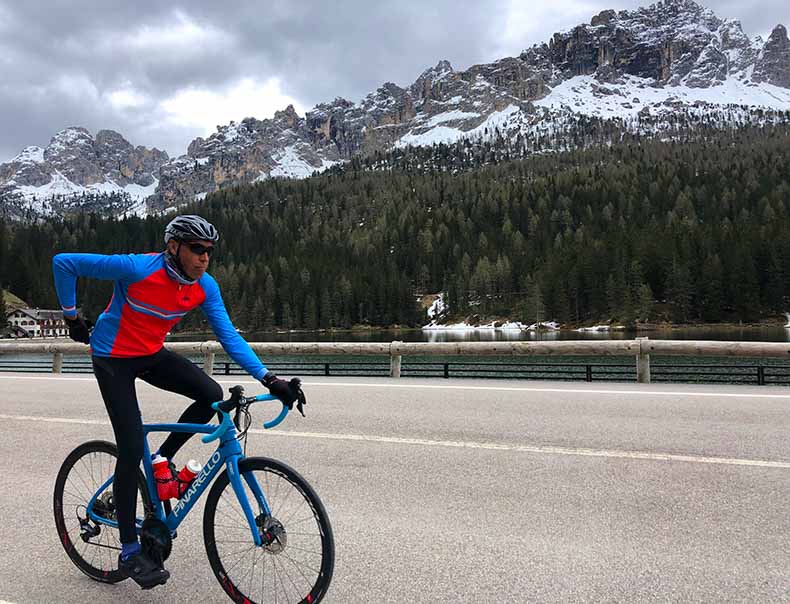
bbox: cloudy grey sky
[0,0,786,162]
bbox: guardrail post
[757,365,765,386]
[53,352,63,374]
[203,351,215,376]
[390,341,402,378]
[586,365,592,382]
[635,337,651,384]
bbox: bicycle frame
[85,394,286,548]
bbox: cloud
[119,10,229,52]
[107,87,149,111]
[0,0,787,162]
[159,77,304,134]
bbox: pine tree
[636,283,653,322]
[522,275,544,325]
[699,255,724,321]
[304,294,318,330]
[666,260,693,323]
[0,288,7,329]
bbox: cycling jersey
[52,252,267,380]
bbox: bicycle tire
[53,440,152,583]
[203,456,334,603]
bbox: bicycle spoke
[71,462,97,500]
[213,524,253,531]
[278,542,323,557]
[222,545,257,575]
[281,553,308,598]
[283,530,321,537]
[274,475,298,518]
[218,501,248,528]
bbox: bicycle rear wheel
[53,440,152,583]
[204,456,334,603]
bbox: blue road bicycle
[53,385,334,603]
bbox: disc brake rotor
[256,514,287,554]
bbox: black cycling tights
[92,348,224,544]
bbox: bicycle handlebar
[201,392,287,443]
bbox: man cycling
[52,214,304,590]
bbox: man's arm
[52,253,140,318]
[199,274,269,380]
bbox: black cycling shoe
[118,552,170,590]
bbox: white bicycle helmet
[163,215,220,245]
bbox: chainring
[140,516,173,564]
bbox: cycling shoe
[118,552,170,590]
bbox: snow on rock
[11,146,45,164]
[536,74,790,118]
[422,318,531,331]
[396,126,464,148]
[575,324,626,332]
[423,109,481,127]
[526,321,560,331]
[268,145,340,178]
[426,293,446,319]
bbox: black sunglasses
[186,243,215,256]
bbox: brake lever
[288,377,306,417]
[295,391,306,417]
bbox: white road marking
[1,412,788,469]
[1,374,790,399]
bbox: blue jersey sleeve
[199,274,268,380]
[52,253,143,318]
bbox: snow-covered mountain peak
[2,0,789,217]
[0,127,167,218]
[11,146,45,165]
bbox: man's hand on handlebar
[63,314,93,344]
[261,372,306,416]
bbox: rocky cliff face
[152,0,790,206]
[754,25,790,87]
[0,127,167,215]
[2,0,789,215]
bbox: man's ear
[166,239,178,255]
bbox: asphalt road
[0,373,788,603]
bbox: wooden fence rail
[0,339,789,383]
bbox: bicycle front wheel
[204,456,334,604]
[53,440,152,583]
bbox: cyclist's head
[164,214,220,246]
[163,215,218,283]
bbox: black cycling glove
[64,315,93,344]
[261,372,306,416]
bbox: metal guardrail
[0,339,789,384]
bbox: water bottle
[152,454,175,500]
[176,460,202,497]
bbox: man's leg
[140,348,224,460]
[91,356,144,546]
[91,355,170,589]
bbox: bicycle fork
[225,446,272,548]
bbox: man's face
[169,239,214,280]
